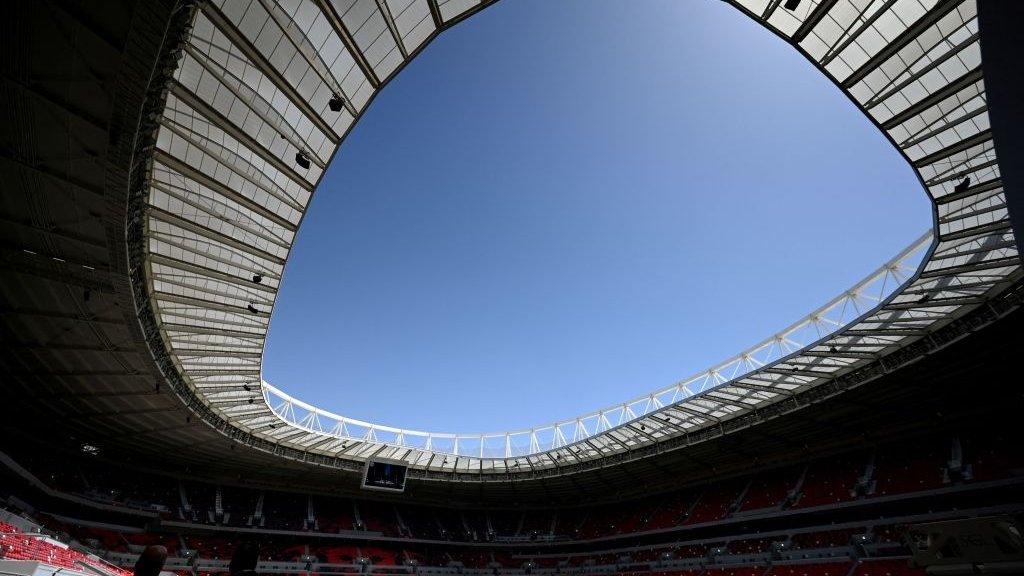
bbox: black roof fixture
[243,383,251,392]
[295,151,311,169]
[247,303,259,314]
[954,176,972,194]
[784,0,801,10]
[328,93,345,112]
[252,273,263,284]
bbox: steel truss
[129,0,1021,475]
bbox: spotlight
[295,151,311,169]
[247,303,260,314]
[328,94,345,112]
[243,383,251,392]
[953,176,971,193]
[252,273,263,284]
[784,0,801,9]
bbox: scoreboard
[362,458,408,492]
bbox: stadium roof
[2,0,1021,499]
[128,0,1020,475]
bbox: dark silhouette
[229,541,260,576]
[133,545,167,576]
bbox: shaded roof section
[130,0,1021,475]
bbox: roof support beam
[159,322,262,340]
[255,0,359,116]
[936,220,1013,243]
[918,253,1018,277]
[374,0,408,59]
[882,67,983,131]
[761,0,784,21]
[842,0,963,89]
[200,2,341,144]
[865,30,981,111]
[792,0,838,43]
[175,348,263,359]
[672,405,720,423]
[426,0,443,30]
[312,0,382,89]
[931,241,1017,264]
[730,380,794,396]
[934,177,1002,205]
[147,206,286,266]
[169,82,313,192]
[153,290,270,318]
[913,130,993,169]
[885,296,986,310]
[148,253,276,295]
[153,151,297,232]
[820,0,899,68]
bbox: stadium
[2,0,1023,575]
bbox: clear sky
[262,0,930,433]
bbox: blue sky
[263,0,929,433]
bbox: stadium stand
[739,467,799,512]
[2,430,1022,544]
[0,423,1019,576]
[0,519,132,576]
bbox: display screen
[362,460,408,492]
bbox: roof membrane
[134,0,1021,474]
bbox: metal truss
[262,231,932,458]
[130,0,1021,475]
